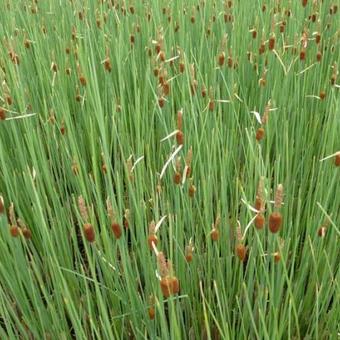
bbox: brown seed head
[173,172,181,185]
[256,127,265,141]
[148,307,155,320]
[335,152,340,167]
[218,52,225,66]
[10,225,20,237]
[235,243,247,262]
[268,35,275,50]
[83,223,95,242]
[0,108,6,120]
[254,214,265,229]
[148,234,158,249]
[22,227,32,240]
[188,184,196,198]
[274,252,281,263]
[210,228,219,241]
[269,211,282,233]
[111,222,122,239]
[176,130,184,145]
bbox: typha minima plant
[0,108,6,120]
[173,157,182,185]
[102,47,112,72]
[188,181,196,198]
[235,222,247,262]
[317,218,330,238]
[184,147,193,179]
[124,209,130,229]
[8,203,20,237]
[17,219,32,240]
[147,220,158,249]
[217,34,227,67]
[153,246,179,298]
[268,33,276,51]
[176,110,184,145]
[210,215,220,241]
[208,87,215,111]
[269,184,283,233]
[319,91,326,100]
[185,239,194,262]
[189,63,198,95]
[107,198,122,239]
[335,152,340,167]
[78,196,95,243]
[148,295,155,320]
[254,177,265,229]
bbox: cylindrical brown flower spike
[188,184,196,198]
[22,227,32,240]
[83,223,95,242]
[274,252,281,263]
[148,295,155,320]
[254,214,265,229]
[17,219,32,240]
[0,108,6,120]
[185,239,194,262]
[269,212,282,233]
[106,197,122,240]
[10,225,20,237]
[156,251,180,298]
[335,152,340,167]
[256,127,265,141]
[235,243,247,262]
[148,221,158,249]
[269,184,283,233]
[111,222,122,239]
[268,34,275,50]
[210,215,220,241]
[218,52,225,66]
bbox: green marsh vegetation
[0,0,339,339]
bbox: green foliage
[0,0,339,339]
